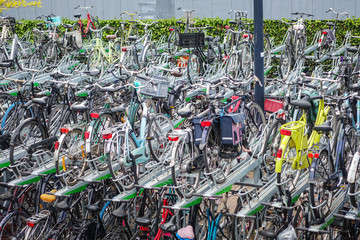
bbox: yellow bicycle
[87,25,122,75]
[274,78,337,196]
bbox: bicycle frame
[275,98,330,172]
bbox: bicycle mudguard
[275,135,291,173]
[129,146,149,166]
[348,152,360,183]
[199,126,209,151]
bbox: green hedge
[14,17,360,46]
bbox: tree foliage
[0,0,41,12]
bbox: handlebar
[291,12,314,17]
[74,5,94,10]
[89,24,110,32]
[177,7,195,13]
[120,11,139,17]
[325,8,349,18]
[117,65,146,76]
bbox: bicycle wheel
[187,53,201,82]
[279,45,292,79]
[24,218,50,240]
[44,42,59,66]
[55,128,87,186]
[9,120,47,176]
[141,43,157,68]
[276,139,302,196]
[87,49,105,75]
[295,35,306,60]
[309,151,333,219]
[147,113,174,162]
[89,113,116,171]
[232,198,255,239]
[0,92,14,122]
[107,132,138,190]
[111,41,122,64]
[225,52,240,79]
[171,141,201,198]
[168,29,179,55]
[240,42,254,79]
[244,102,266,147]
[263,36,271,69]
[203,124,230,184]
[0,211,29,239]
[261,119,283,175]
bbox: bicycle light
[322,31,328,35]
[102,133,112,139]
[168,136,179,141]
[90,113,99,119]
[308,153,314,158]
[122,47,127,52]
[276,148,283,158]
[280,129,291,136]
[225,26,230,29]
[201,120,211,127]
[27,221,35,227]
[84,131,90,139]
[60,128,69,134]
[169,27,174,31]
[54,141,59,150]
[314,153,320,158]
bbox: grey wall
[3,0,360,20]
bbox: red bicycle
[73,5,101,39]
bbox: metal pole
[253,0,264,111]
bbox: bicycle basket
[178,32,205,48]
[68,31,83,49]
[136,75,170,98]
[46,16,61,28]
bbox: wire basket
[177,32,205,48]
[136,75,170,98]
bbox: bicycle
[73,5,101,40]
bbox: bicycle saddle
[259,229,277,239]
[119,21,128,25]
[0,189,13,201]
[100,84,118,93]
[229,20,237,25]
[63,24,73,29]
[32,96,48,106]
[106,35,116,39]
[135,214,151,226]
[347,46,358,53]
[74,14,81,18]
[177,103,192,118]
[205,36,214,42]
[326,22,334,27]
[36,22,44,27]
[313,120,332,132]
[112,203,127,219]
[71,101,89,112]
[160,215,177,233]
[290,96,311,109]
[85,201,101,212]
[128,36,138,42]
[176,20,183,25]
[177,225,195,239]
[55,198,70,211]
[111,104,126,113]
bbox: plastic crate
[177,33,205,48]
[264,99,284,113]
[136,75,170,98]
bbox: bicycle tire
[240,42,254,79]
[9,119,47,176]
[171,141,201,198]
[168,29,179,55]
[147,113,174,162]
[263,35,271,68]
[54,127,87,186]
[187,52,201,82]
[107,132,138,190]
[225,52,240,79]
[309,151,333,219]
[279,45,292,79]
[141,43,157,68]
[232,197,255,239]
[87,49,105,75]
[0,210,29,239]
